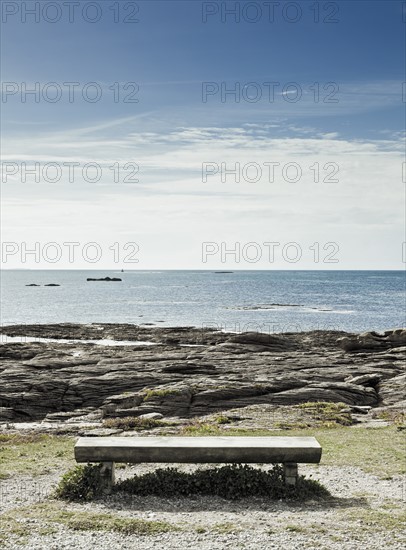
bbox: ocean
[0,270,405,334]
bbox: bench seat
[75,436,321,463]
[74,436,322,491]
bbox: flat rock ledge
[0,325,404,423]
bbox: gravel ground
[5,527,406,550]
[1,464,405,549]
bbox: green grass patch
[294,401,353,427]
[114,464,330,501]
[0,434,75,477]
[178,425,405,478]
[374,409,406,426]
[143,388,182,401]
[64,513,177,535]
[213,415,233,425]
[342,508,406,531]
[312,427,406,477]
[0,516,31,546]
[212,522,239,533]
[1,425,403,483]
[0,501,177,544]
[181,422,228,436]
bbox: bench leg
[283,463,298,486]
[100,462,115,494]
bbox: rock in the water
[86,277,122,282]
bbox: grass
[312,426,406,477]
[0,501,178,544]
[143,388,183,401]
[185,402,355,433]
[0,516,32,545]
[1,423,404,481]
[213,414,234,425]
[212,522,239,533]
[374,409,406,426]
[341,508,406,531]
[181,422,229,436]
[294,402,353,427]
[0,434,75,477]
[179,424,405,478]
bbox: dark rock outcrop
[227,332,296,351]
[0,326,404,422]
[338,330,406,352]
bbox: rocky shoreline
[1,324,405,550]
[0,324,404,428]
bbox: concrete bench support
[75,436,322,491]
[100,461,115,494]
[283,462,298,486]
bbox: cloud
[1,113,404,269]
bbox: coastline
[0,323,404,428]
[0,324,405,549]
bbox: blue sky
[1,1,405,268]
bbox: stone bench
[74,436,322,493]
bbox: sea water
[1,270,405,333]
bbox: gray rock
[0,326,404,421]
[338,329,406,352]
[0,407,16,420]
[345,373,381,387]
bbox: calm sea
[1,270,405,333]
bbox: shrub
[115,464,330,501]
[54,464,103,502]
[214,415,232,425]
[56,463,329,502]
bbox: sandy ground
[1,461,405,550]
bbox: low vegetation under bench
[74,436,322,492]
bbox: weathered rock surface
[0,325,404,422]
[338,330,406,352]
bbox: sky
[0,0,405,269]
